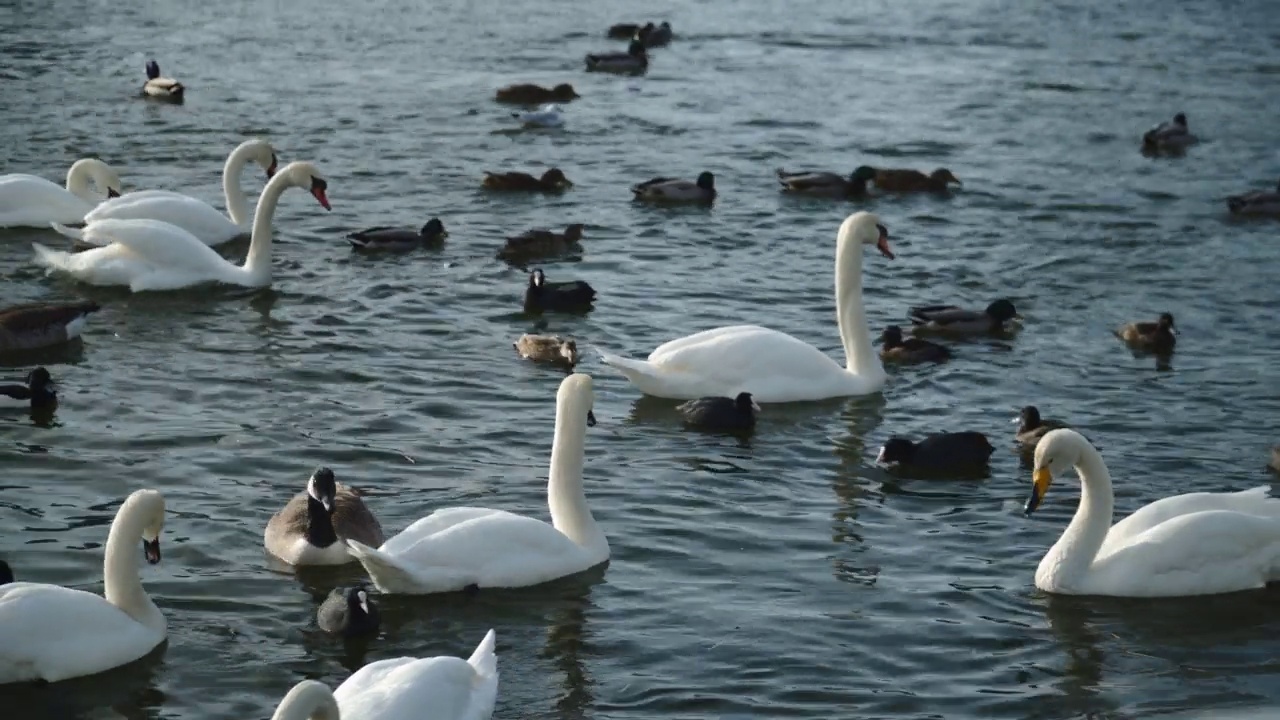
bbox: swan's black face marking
[586,409,597,427]
[142,538,161,564]
[874,223,895,259]
[309,176,331,210]
[107,187,121,199]
[266,154,279,178]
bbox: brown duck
[495,83,580,105]
[481,168,573,192]
[1116,313,1176,353]
[497,224,585,263]
[870,167,962,193]
[0,301,101,354]
[878,325,951,364]
[514,334,579,369]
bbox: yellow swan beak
[1025,467,1053,515]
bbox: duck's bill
[1024,467,1052,515]
[267,157,279,178]
[311,187,332,210]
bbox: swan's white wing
[379,507,511,555]
[1102,486,1280,558]
[0,174,92,226]
[336,649,497,720]
[1089,510,1280,597]
[74,218,232,271]
[84,194,240,245]
[649,324,846,385]
[0,583,162,683]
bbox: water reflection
[7,645,167,720]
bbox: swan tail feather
[48,223,84,241]
[595,346,663,385]
[345,540,417,591]
[467,629,498,680]
[31,243,73,271]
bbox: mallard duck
[482,168,573,192]
[1142,112,1197,152]
[142,60,184,101]
[317,586,380,637]
[585,40,648,74]
[870,167,962,193]
[0,301,100,354]
[1013,405,1067,449]
[637,21,673,48]
[495,83,579,105]
[676,392,759,433]
[878,325,951,363]
[514,333,579,368]
[524,269,596,313]
[497,224,585,263]
[631,171,716,203]
[0,367,56,411]
[347,218,447,251]
[1115,312,1176,354]
[876,432,995,471]
[1227,178,1280,217]
[777,166,876,197]
[908,299,1018,336]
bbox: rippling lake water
[3,0,1280,718]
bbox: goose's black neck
[306,496,339,548]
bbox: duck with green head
[632,171,716,203]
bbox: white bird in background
[512,104,564,128]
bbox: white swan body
[33,161,331,292]
[0,489,167,684]
[347,374,608,595]
[1026,429,1280,597]
[0,159,124,228]
[271,681,341,720]
[513,104,564,128]
[597,211,894,402]
[82,139,278,246]
[334,629,498,720]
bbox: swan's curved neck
[241,170,291,284]
[834,237,879,376]
[272,682,341,720]
[222,144,259,226]
[103,501,163,632]
[64,162,98,203]
[1045,446,1115,584]
[547,402,606,555]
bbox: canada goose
[264,467,385,566]
[0,301,100,354]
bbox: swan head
[559,339,579,366]
[307,467,337,513]
[840,211,894,259]
[70,158,124,199]
[421,217,448,240]
[125,489,166,564]
[1026,428,1090,515]
[734,392,761,414]
[277,161,331,210]
[271,680,341,720]
[247,140,280,179]
[558,373,596,427]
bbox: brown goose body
[0,301,101,354]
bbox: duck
[514,334,579,369]
[524,269,596,314]
[876,432,995,471]
[347,374,606,595]
[81,139,278,246]
[636,22,673,48]
[1013,405,1067,449]
[317,586,380,637]
[868,167,962,193]
[596,212,894,402]
[0,488,167,684]
[585,40,649,74]
[0,560,11,585]
[0,158,123,228]
[631,171,716,203]
[607,23,642,39]
[776,166,876,198]
[0,367,57,411]
[0,301,100,354]
[1115,312,1176,354]
[264,467,386,566]
[676,392,759,433]
[142,60,184,101]
[497,224,584,263]
[35,161,331,292]
[481,168,572,192]
[1227,178,1280,217]
[1024,429,1280,597]
[348,218,448,251]
[908,299,1018,336]
[269,630,498,720]
[878,325,951,364]
[1142,112,1197,153]
[511,104,565,129]
[495,83,579,105]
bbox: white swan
[347,374,607,594]
[0,489,167,684]
[1025,429,1280,597]
[271,681,341,720]
[334,628,498,720]
[0,159,124,228]
[82,139,278,246]
[596,211,894,402]
[34,161,331,292]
